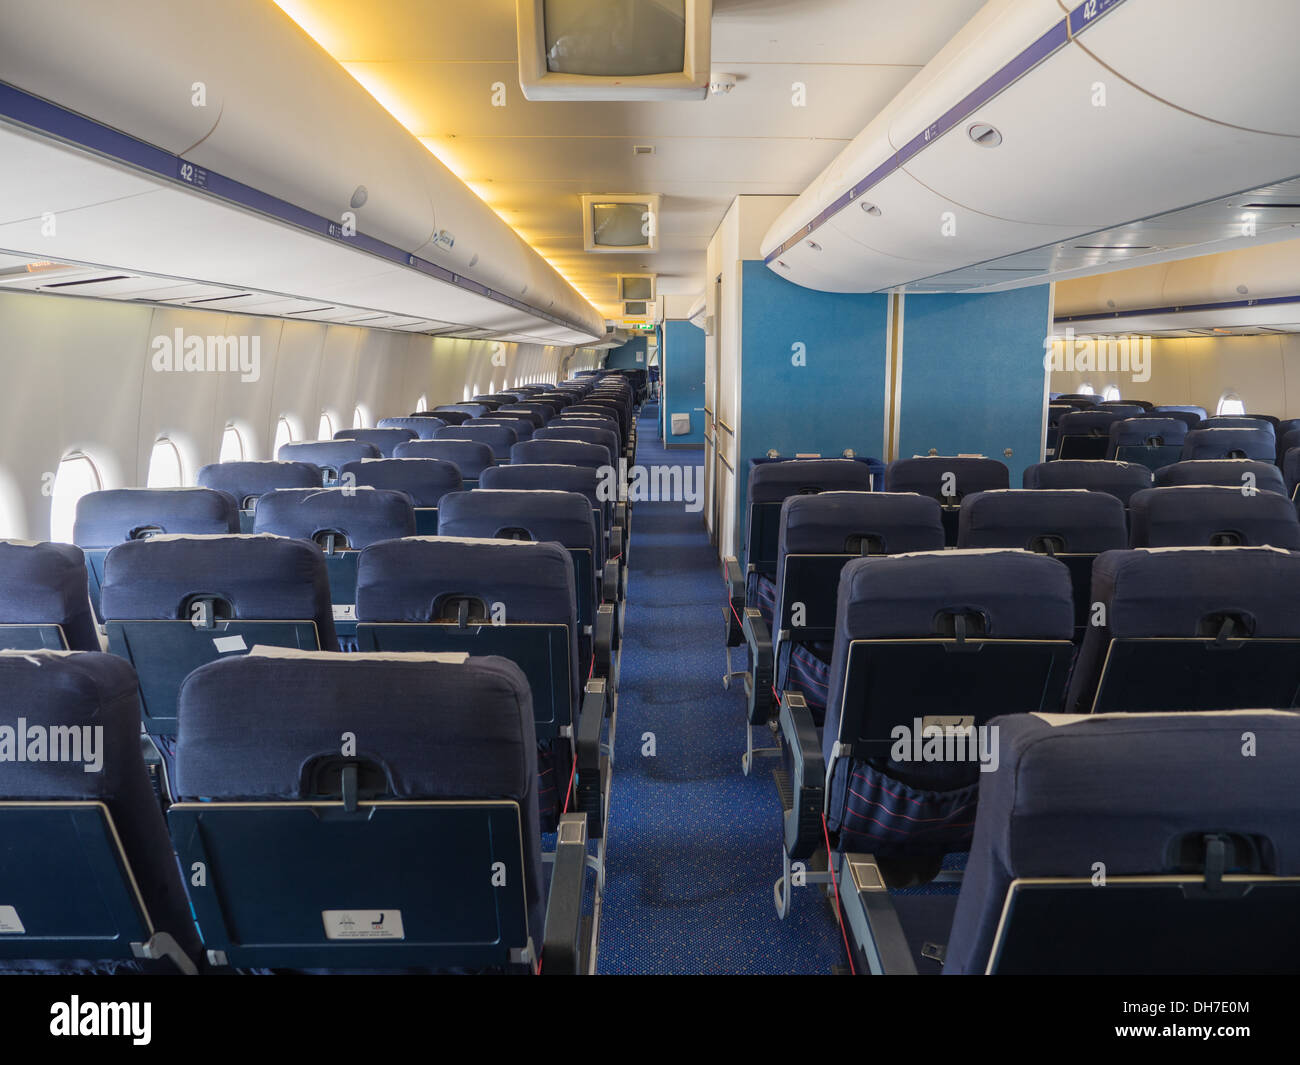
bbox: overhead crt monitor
[517,0,712,101]
[582,194,661,253]
[620,274,656,301]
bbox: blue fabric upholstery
[495,407,546,429]
[1106,417,1187,457]
[1202,416,1275,436]
[1022,460,1153,504]
[1064,546,1300,714]
[1154,459,1287,496]
[438,490,595,556]
[338,458,463,507]
[173,649,545,938]
[252,488,416,549]
[511,439,610,470]
[480,464,604,518]
[277,440,381,473]
[821,550,1073,856]
[1095,403,1145,418]
[475,416,535,441]
[434,403,490,419]
[1284,449,1300,496]
[943,709,1300,974]
[0,649,202,972]
[393,438,495,479]
[1058,410,1122,437]
[884,457,1008,500]
[99,534,337,648]
[1154,405,1208,426]
[502,402,555,424]
[434,423,517,461]
[777,492,942,557]
[377,416,446,438]
[197,461,323,508]
[1128,486,1300,548]
[73,488,240,548]
[426,409,472,425]
[0,540,99,651]
[957,490,1127,553]
[533,426,619,466]
[333,427,418,457]
[1180,427,1275,462]
[751,458,876,503]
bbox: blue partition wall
[896,286,1051,486]
[603,334,650,370]
[738,261,890,544]
[662,320,705,446]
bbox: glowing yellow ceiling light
[271,2,603,319]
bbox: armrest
[609,522,623,562]
[601,560,619,604]
[540,813,589,975]
[573,678,607,837]
[592,602,616,683]
[723,556,744,647]
[741,607,774,726]
[839,854,919,976]
[778,691,825,861]
[614,501,628,535]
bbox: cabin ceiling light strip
[0,79,598,339]
[763,0,1130,264]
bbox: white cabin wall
[0,287,577,539]
[1049,333,1300,416]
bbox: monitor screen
[592,202,651,248]
[624,300,649,316]
[621,276,654,300]
[544,0,687,77]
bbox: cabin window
[1077,383,1095,395]
[1102,385,1121,402]
[415,394,428,413]
[318,411,334,440]
[274,416,294,454]
[463,384,472,402]
[352,406,366,429]
[49,453,103,544]
[147,438,185,488]
[1216,393,1246,416]
[219,425,244,463]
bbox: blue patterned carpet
[596,410,844,974]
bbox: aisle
[596,408,843,974]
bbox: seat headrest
[277,440,382,469]
[197,461,323,506]
[884,457,1009,500]
[778,492,943,556]
[333,427,419,456]
[393,438,495,478]
[438,490,595,550]
[510,439,610,470]
[377,416,446,438]
[1129,486,1300,549]
[338,458,463,507]
[1021,460,1152,503]
[958,489,1128,553]
[252,488,416,548]
[0,541,99,651]
[1154,459,1287,496]
[73,488,240,548]
[749,458,876,502]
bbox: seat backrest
[425,409,472,425]
[1056,410,1122,458]
[197,460,323,509]
[474,415,535,441]
[495,407,546,428]
[170,647,544,967]
[377,416,447,438]
[277,440,382,480]
[1107,416,1187,452]
[434,423,517,461]
[356,536,579,711]
[1202,416,1275,436]
[1064,546,1300,715]
[0,649,202,972]
[957,489,1127,554]
[1095,403,1145,419]
[1153,458,1287,496]
[748,458,878,573]
[480,463,605,517]
[1154,405,1208,426]
[0,540,99,651]
[252,487,416,550]
[1128,485,1300,548]
[533,426,619,466]
[434,403,489,419]
[99,534,336,645]
[1182,427,1276,462]
[393,438,495,480]
[1022,460,1153,504]
[510,438,610,471]
[884,457,1008,501]
[333,427,417,457]
[1284,448,1300,496]
[73,487,240,547]
[943,709,1300,974]
[773,492,944,634]
[438,489,595,554]
[338,458,464,507]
